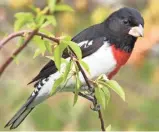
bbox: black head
[103,7,144,52]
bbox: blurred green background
[1,0,159,131]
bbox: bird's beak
[128,24,144,37]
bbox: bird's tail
[4,95,36,129]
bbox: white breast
[81,41,116,80]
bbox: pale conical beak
[128,24,144,37]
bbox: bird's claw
[90,103,101,111]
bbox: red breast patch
[108,45,131,79]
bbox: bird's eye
[123,19,130,25]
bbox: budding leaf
[48,0,56,13]
[14,12,34,31]
[55,4,74,12]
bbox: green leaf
[29,5,37,13]
[79,60,90,74]
[41,15,57,28]
[45,41,52,54]
[46,15,57,26]
[51,76,64,95]
[33,36,46,55]
[63,61,72,82]
[106,80,125,101]
[39,29,54,36]
[59,40,69,56]
[73,70,81,106]
[106,124,111,131]
[54,45,61,70]
[46,56,54,61]
[95,87,106,109]
[15,12,34,19]
[62,35,72,41]
[55,4,74,12]
[14,12,34,31]
[35,14,46,27]
[68,41,82,59]
[101,87,110,105]
[33,49,41,58]
[48,0,56,13]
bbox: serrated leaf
[51,76,64,95]
[79,60,90,74]
[48,0,56,13]
[55,4,74,12]
[106,80,125,101]
[54,45,61,70]
[68,41,82,59]
[106,124,111,131]
[33,49,41,58]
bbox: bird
[5,7,144,129]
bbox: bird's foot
[90,103,101,111]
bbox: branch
[0,29,39,77]
[68,49,106,131]
[76,62,105,131]
[0,30,60,50]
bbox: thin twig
[93,96,106,131]
[98,108,106,131]
[68,48,106,131]
[0,30,60,50]
[0,29,39,77]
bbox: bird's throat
[111,44,131,66]
[108,45,131,79]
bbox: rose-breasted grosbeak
[5,7,144,129]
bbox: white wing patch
[78,40,93,48]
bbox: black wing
[28,23,106,85]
